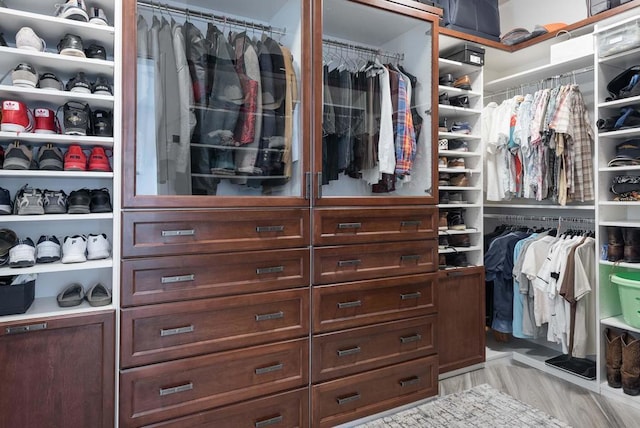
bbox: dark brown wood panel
[121,248,310,306]
[120,338,309,427]
[0,311,115,428]
[312,316,436,382]
[121,288,310,367]
[122,209,310,258]
[311,355,438,428]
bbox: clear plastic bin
[599,20,640,57]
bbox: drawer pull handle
[255,415,284,428]
[256,225,285,233]
[160,325,195,337]
[401,220,422,227]
[400,292,422,300]
[338,259,361,267]
[161,229,195,237]
[256,266,285,275]
[401,254,421,261]
[400,334,422,344]
[255,311,284,322]
[161,274,195,284]
[337,346,361,357]
[337,393,361,405]
[338,222,362,229]
[6,322,47,334]
[337,300,362,309]
[255,363,284,375]
[447,271,465,277]
[159,382,193,396]
[399,376,421,387]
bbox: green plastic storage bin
[612,272,640,328]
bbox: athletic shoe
[0,187,11,214]
[88,7,108,26]
[1,100,34,133]
[61,235,87,263]
[8,237,36,267]
[67,188,90,214]
[65,72,91,93]
[84,43,107,60]
[11,63,38,88]
[90,188,111,213]
[38,72,64,91]
[438,157,447,168]
[42,189,68,213]
[38,144,64,170]
[15,27,45,52]
[438,139,448,151]
[3,142,33,170]
[447,158,466,169]
[63,144,87,170]
[450,121,472,134]
[36,235,61,263]
[33,108,61,134]
[54,0,89,22]
[92,110,112,137]
[61,101,91,136]
[447,209,466,231]
[86,233,110,260]
[92,76,113,96]
[57,33,85,58]
[13,186,44,215]
[450,173,470,187]
[88,146,111,171]
[448,140,469,152]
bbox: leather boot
[623,228,640,262]
[605,328,623,388]
[621,332,640,395]
[608,227,624,262]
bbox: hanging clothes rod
[484,66,594,99]
[323,38,404,62]
[484,214,595,224]
[137,1,287,35]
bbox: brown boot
[605,328,622,388]
[621,332,640,395]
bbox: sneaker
[54,0,88,22]
[438,139,449,151]
[447,209,466,231]
[449,94,470,109]
[84,43,107,60]
[450,173,470,187]
[38,72,64,91]
[67,188,90,213]
[439,92,450,105]
[438,235,449,249]
[92,76,113,96]
[65,72,91,93]
[88,7,109,25]
[438,156,448,168]
[64,144,87,171]
[449,192,467,204]
[450,122,472,134]
[8,237,36,267]
[13,186,44,215]
[0,187,11,214]
[38,144,64,170]
[439,73,454,87]
[61,101,91,136]
[438,117,448,133]
[42,189,68,213]
[11,63,38,88]
[439,191,450,204]
[447,158,466,169]
[57,33,85,57]
[61,235,87,263]
[448,140,469,152]
[87,146,111,171]
[1,100,34,133]
[92,110,112,136]
[86,233,110,260]
[3,142,33,170]
[34,108,61,134]
[438,211,448,231]
[36,235,61,263]
[438,172,450,186]
[90,188,112,213]
[15,27,45,52]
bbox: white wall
[499,0,587,33]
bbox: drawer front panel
[314,207,437,245]
[312,316,437,382]
[120,339,309,427]
[312,355,438,428]
[122,209,309,258]
[121,248,310,306]
[313,273,437,333]
[121,289,310,368]
[313,241,437,285]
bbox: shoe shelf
[0,132,114,147]
[438,167,481,174]
[598,128,640,139]
[438,203,482,209]
[483,203,596,210]
[0,297,113,323]
[599,201,640,207]
[438,132,481,140]
[601,315,640,335]
[439,228,481,235]
[439,186,480,191]
[0,258,112,276]
[0,46,114,76]
[0,213,113,222]
[439,58,482,76]
[600,220,640,227]
[438,245,482,254]
[438,105,482,116]
[597,46,640,65]
[0,84,114,110]
[598,94,640,109]
[438,150,481,159]
[599,165,640,172]
[437,85,482,98]
[0,170,113,178]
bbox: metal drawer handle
[400,292,422,300]
[401,254,421,261]
[159,382,193,396]
[400,334,422,344]
[401,220,422,227]
[161,274,195,284]
[336,393,361,405]
[338,222,362,229]
[6,322,47,334]
[337,300,362,309]
[399,376,420,387]
[255,363,284,375]
[447,271,465,277]
[255,415,284,428]
[160,325,194,337]
[255,311,284,322]
[256,225,285,233]
[338,259,361,267]
[256,266,285,275]
[162,229,195,237]
[337,346,361,357]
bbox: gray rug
[355,384,571,428]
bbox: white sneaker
[88,7,108,26]
[61,235,86,263]
[15,27,46,52]
[55,0,88,22]
[86,233,110,260]
[9,237,36,267]
[36,235,61,263]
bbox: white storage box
[550,33,594,64]
[599,19,640,57]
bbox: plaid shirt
[394,77,416,176]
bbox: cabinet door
[438,267,485,373]
[0,311,115,428]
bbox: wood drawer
[120,338,309,427]
[121,288,310,368]
[313,273,437,333]
[311,355,438,428]
[121,248,310,306]
[143,387,309,428]
[313,207,437,246]
[122,209,309,258]
[312,316,437,383]
[313,240,437,285]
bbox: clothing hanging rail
[137,0,287,36]
[484,214,595,225]
[484,66,594,100]
[323,38,404,62]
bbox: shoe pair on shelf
[438,156,466,169]
[7,233,111,268]
[439,172,470,187]
[1,143,112,172]
[1,185,112,215]
[439,74,472,90]
[438,209,466,231]
[57,282,111,308]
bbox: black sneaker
[447,209,466,231]
[90,188,111,213]
[92,76,112,95]
[84,43,107,60]
[38,72,64,91]
[11,63,38,88]
[61,101,91,136]
[13,186,44,215]
[43,189,68,214]
[57,33,85,57]
[36,235,61,263]
[92,110,112,137]
[448,140,469,152]
[3,142,34,170]
[65,72,91,93]
[67,188,91,214]
[0,187,11,214]
[38,144,64,171]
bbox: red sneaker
[64,144,87,171]
[1,100,33,132]
[87,146,111,172]
[33,108,61,134]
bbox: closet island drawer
[313,240,437,284]
[313,207,438,245]
[121,248,310,306]
[311,355,438,428]
[313,273,437,333]
[121,288,310,368]
[122,209,310,258]
[120,338,309,428]
[312,316,437,382]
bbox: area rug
[355,384,571,428]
